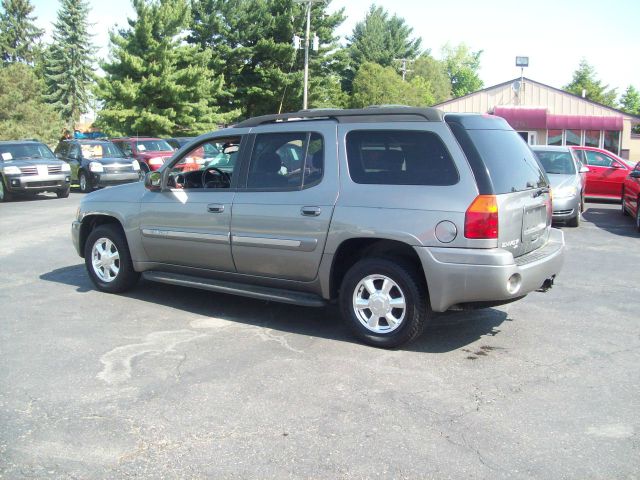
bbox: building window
[603,131,620,155]
[584,130,600,148]
[547,129,562,146]
[565,129,581,146]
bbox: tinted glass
[346,130,458,186]
[135,139,173,152]
[466,129,548,193]
[247,132,323,190]
[0,143,55,160]
[533,150,576,175]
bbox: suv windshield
[136,140,172,152]
[533,151,576,175]
[80,142,125,159]
[1,143,55,161]
[464,129,548,193]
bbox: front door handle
[301,206,321,217]
[207,204,225,213]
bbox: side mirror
[579,166,590,173]
[144,171,162,191]
[630,170,640,179]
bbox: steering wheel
[202,167,230,188]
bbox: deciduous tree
[0,63,63,143]
[408,53,451,104]
[350,62,434,109]
[442,43,483,98]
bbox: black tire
[139,162,150,173]
[56,185,70,198]
[0,176,13,202]
[636,199,640,233]
[621,188,629,216]
[84,224,140,293]
[79,170,92,193]
[339,257,429,348]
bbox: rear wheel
[339,257,429,348]
[84,224,140,293]
[0,176,12,202]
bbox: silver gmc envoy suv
[72,108,565,348]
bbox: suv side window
[246,132,323,190]
[585,151,614,167]
[346,130,458,186]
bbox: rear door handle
[301,206,321,217]
[207,204,225,213]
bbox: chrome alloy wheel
[91,237,120,283]
[353,274,406,334]
[79,173,87,191]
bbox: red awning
[547,114,623,131]
[493,107,548,129]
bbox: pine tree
[189,0,348,118]
[347,5,422,70]
[564,59,617,107]
[97,0,229,136]
[0,0,44,64]
[620,85,640,115]
[44,0,96,127]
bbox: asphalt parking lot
[1,192,639,479]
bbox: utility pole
[394,58,413,81]
[294,0,323,110]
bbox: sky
[31,0,640,98]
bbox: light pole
[293,0,324,110]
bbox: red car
[621,161,640,231]
[571,146,636,201]
[111,137,175,172]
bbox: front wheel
[57,186,70,198]
[79,171,92,193]
[339,258,429,348]
[621,188,629,216]
[0,177,13,202]
[84,224,140,293]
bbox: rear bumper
[416,228,565,312]
[4,173,70,193]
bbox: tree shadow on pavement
[40,264,509,353]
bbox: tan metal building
[435,77,640,162]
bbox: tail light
[465,195,499,239]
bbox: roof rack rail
[234,107,444,128]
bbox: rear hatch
[447,116,551,258]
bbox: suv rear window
[346,130,458,186]
[454,128,548,194]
